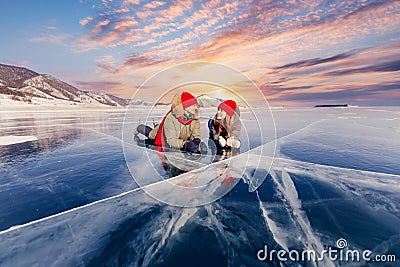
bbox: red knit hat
[218,100,236,117]
[181,92,198,109]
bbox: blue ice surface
[0,107,399,266]
[0,111,137,231]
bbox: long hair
[213,114,232,137]
[225,114,233,134]
[171,91,199,119]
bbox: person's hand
[230,138,240,148]
[226,137,232,147]
[218,136,226,147]
[183,139,200,153]
[192,138,201,145]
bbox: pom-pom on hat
[181,92,198,109]
[218,100,237,117]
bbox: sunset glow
[0,0,399,106]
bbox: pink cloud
[157,0,194,21]
[73,80,124,94]
[136,39,157,47]
[214,1,238,18]
[123,0,141,5]
[143,1,167,10]
[114,17,138,32]
[75,30,125,51]
[201,0,222,11]
[136,10,153,20]
[92,19,111,34]
[153,41,191,59]
[177,10,207,29]
[143,22,164,33]
[114,29,142,46]
[96,55,117,73]
[151,29,176,38]
[80,16,93,26]
[115,8,130,14]
[72,0,399,106]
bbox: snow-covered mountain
[0,64,128,107]
[129,99,160,107]
[196,94,222,108]
[0,64,225,108]
[127,94,221,108]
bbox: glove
[230,138,240,149]
[226,137,232,147]
[192,138,201,145]
[193,138,208,154]
[218,136,226,147]
[183,139,200,153]
[226,137,238,148]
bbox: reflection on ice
[0,111,137,231]
[0,111,126,162]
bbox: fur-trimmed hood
[170,91,200,119]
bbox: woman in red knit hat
[135,91,205,154]
[208,99,241,157]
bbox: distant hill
[0,64,128,107]
[106,94,130,106]
[196,94,222,108]
[0,64,226,108]
[0,64,38,88]
[314,104,348,108]
[126,94,222,108]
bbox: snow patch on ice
[0,135,38,146]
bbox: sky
[0,0,399,106]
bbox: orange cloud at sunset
[15,0,400,106]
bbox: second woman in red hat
[208,99,241,157]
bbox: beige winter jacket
[148,112,201,148]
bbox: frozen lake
[0,107,399,266]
